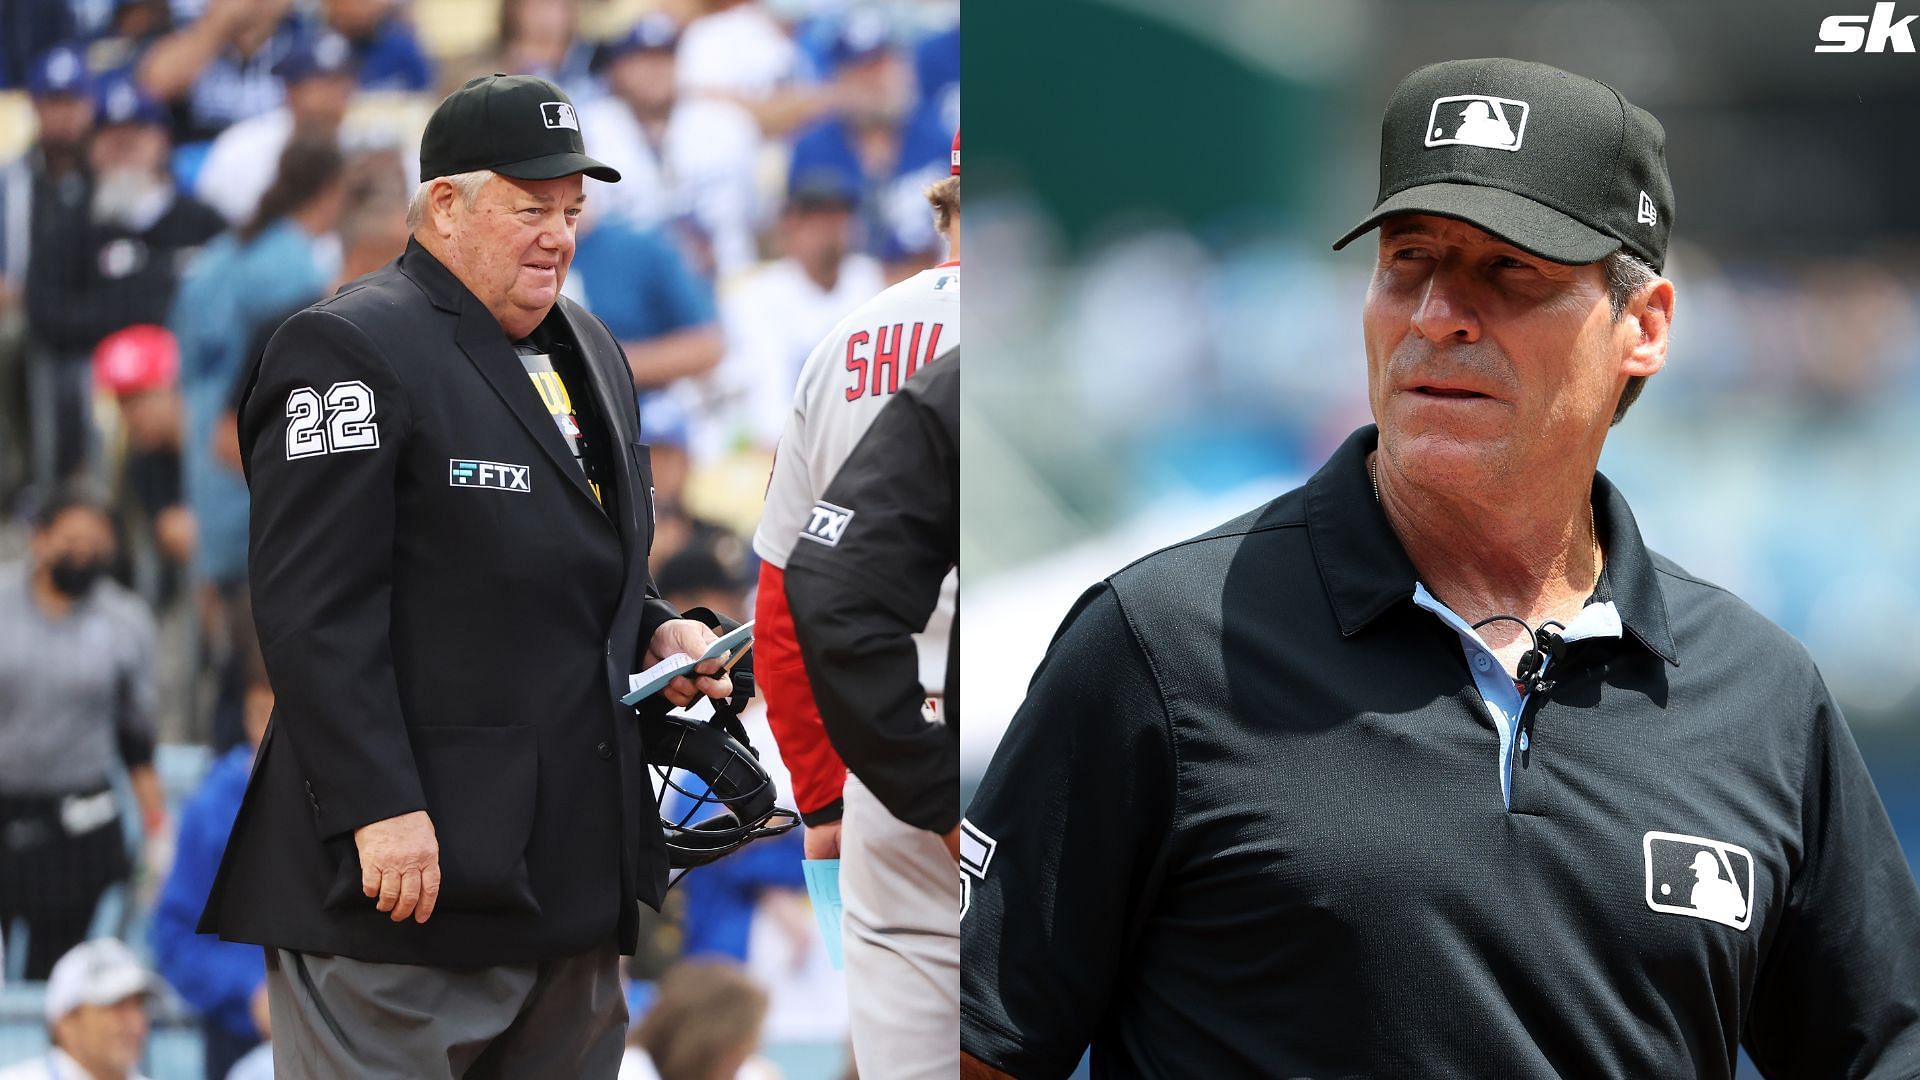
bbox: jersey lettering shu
[960,426,1920,1079]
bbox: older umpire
[961,59,1920,1078]
[199,75,733,1077]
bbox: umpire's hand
[354,810,441,923]
[646,619,735,707]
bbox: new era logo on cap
[540,101,578,131]
[1425,94,1530,151]
[1637,190,1658,226]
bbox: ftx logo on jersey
[449,459,531,492]
[1818,2,1918,51]
[800,501,854,547]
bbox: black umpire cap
[1333,58,1674,272]
[420,74,621,184]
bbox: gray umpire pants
[842,773,961,1080]
[265,941,627,1079]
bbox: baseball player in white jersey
[752,131,960,1080]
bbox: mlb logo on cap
[541,101,578,131]
[1425,94,1530,151]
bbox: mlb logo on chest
[1643,831,1754,931]
[450,459,532,492]
[540,101,578,131]
[1425,94,1530,151]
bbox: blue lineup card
[623,621,756,705]
[803,858,845,970]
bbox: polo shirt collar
[1304,425,1678,665]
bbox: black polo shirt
[959,425,1920,1079]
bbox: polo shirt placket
[1411,581,1623,812]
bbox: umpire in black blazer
[198,75,734,1077]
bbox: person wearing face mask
[0,493,163,982]
[23,72,222,488]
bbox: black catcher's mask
[638,607,799,872]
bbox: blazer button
[596,741,613,760]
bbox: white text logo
[1425,94,1530,152]
[958,819,997,918]
[449,459,531,492]
[1637,190,1658,226]
[800,501,854,546]
[1818,2,1917,51]
[1643,831,1754,931]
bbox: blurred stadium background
[0,0,956,1076]
[963,2,1920,1070]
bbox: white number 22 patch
[285,381,380,459]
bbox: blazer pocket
[631,442,655,550]
[323,724,542,917]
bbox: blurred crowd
[0,0,956,1076]
[965,204,1920,725]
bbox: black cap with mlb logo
[1333,57,1673,271]
[420,74,620,184]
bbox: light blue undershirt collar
[1411,582,1623,808]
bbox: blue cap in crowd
[94,72,166,128]
[605,14,681,60]
[787,164,861,209]
[273,32,357,84]
[638,393,692,450]
[830,10,892,69]
[28,44,90,99]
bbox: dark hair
[33,486,112,533]
[238,137,346,245]
[1604,250,1662,426]
[658,547,736,599]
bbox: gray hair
[405,170,495,231]
[1603,249,1663,426]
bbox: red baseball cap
[93,324,179,396]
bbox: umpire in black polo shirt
[961,58,1920,1079]
[198,75,735,1076]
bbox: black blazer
[199,241,679,967]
